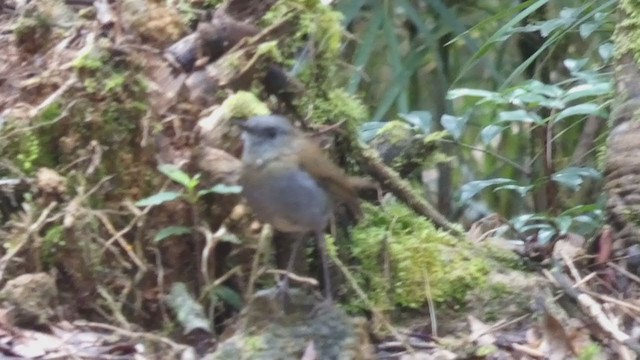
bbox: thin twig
[550,270,640,354]
[0,201,58,282]
[265,269,318,286]
[94,211,147,271]
[246,225,272,299]
[74,320,189,353]
[199,265,242,302]
[330,254,416,356]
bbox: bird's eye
[265,128,277,138]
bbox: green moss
[256,41,284,63]
[349,201,490,310]
[244,335,267,352]
[42,225,65,265]
[615,0,640,62]
[4,102,61,174]
[222,91,270,119]
[302,88,369,126]
[14,14,51,51]
[73,53,105,71]
[204,0,224,8]
[578,342,603,360]
[260,0,368,127]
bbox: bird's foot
[308,295,334,318]
[275,277,292,309]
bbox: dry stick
[94,211,147,270]
[265,269,318,287]
[608,262,640,285]
[355,146,462,237]
[199,265,242,302]
[421,268,438,338]
[550,270,640,354]
[246,225,272,299]
[75,320,189,353]
[0,201,58,282]
[330,254,416,356]
[96,285,131,330]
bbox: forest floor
[1,1,639,359]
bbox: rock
[0,272,57,327]
[211,288,373,359]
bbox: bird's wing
[294,138,364,220]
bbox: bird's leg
[315,230,333,301]
[278,235,303,305]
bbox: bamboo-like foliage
[338,0,615,241]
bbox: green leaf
[523,80,564,98]
[502,0,614,89]
[499,110,542,124]
[459,178,514,204]
[399,111,432,133]
[562,82,611,103]
[537,227,557,244]
[551,167,601,190]
[154,226,192,243]
[213,285,243,310]
[598,42,614,62]
[563,58,588,73]
[560,204,601,216]
[554,103,602,122]
[480,124,504,144]
[347,4,383,93]
[440,114,466,140]
[158,164,193,188]
[453,0,548,85]
[510,214,535,230]
[220,233,242,244]
[198,184,243,196]
[494,184,533,198]
[371,45,429,122]
[336,0,366,25]
[579,22,597,38]
[135,191,183,207]
[359,122,387,143]
[447,88,503,102]
[382,5,408,113]
[555,216,572,235]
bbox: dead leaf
[300,340,317,360]
[468,315,496,346]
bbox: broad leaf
[212,285,244,310]
[359,122,387,143]
[198,184,243,196]
[480,124,504,144]
[399,111,432,133]
[499,110,542,123]
[135,191,182,207]
[551,167,601,190]
[440,114,466,140]
[598,42,614,62]
[494,184,533,198]
[158,164,193,188]
[154,226,192,243]
[459,178,514,204]
[447,88,500,100]
[554,103,602,122]
[562,82,611,103]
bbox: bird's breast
[240,163,331,233]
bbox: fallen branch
[550,269,640,354]
[355,145,462,237]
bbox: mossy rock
[210,288,373,360]
[348,200,532,319]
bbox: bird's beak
[237,122,252,133]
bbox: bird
[237,114,368,302]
